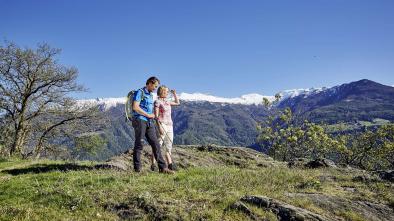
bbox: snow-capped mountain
[77,88,332,110]
[278,88,327,100]
[77,79,394,159]
[77,80,394,111]
[177,93,275,105]
[77,97,125,110]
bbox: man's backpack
[125,89,145,122]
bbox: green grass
[0,159,392,220]
[335,210,365,221]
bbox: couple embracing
[131,76,180,174]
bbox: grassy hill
[0,146,393,220]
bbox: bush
[337,124,394,170]
[257,104,394,170]
[257,108,344,162]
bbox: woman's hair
[157,85,168,97]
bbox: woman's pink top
[154,99,173,126]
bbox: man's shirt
[133,87,153,122]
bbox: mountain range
[81,79,394,160]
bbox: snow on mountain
[77,93,275,110]
[178,93,275,105]
[278,87,327,101]
[77,97,126,110]
[77,87,331,110]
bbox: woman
[151,85,180,171]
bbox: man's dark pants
[132,118,166,171]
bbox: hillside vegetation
[1,145,393,221]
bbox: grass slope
[0,148,393,220]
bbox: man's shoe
[134,168,141,173]
[150,164,157,171]
[168,163,177,171]
[159,168,175,174]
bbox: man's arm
[133,101,155,119]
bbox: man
[132,76,174,174]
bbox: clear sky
[1,0,394,98]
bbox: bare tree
[0,41,105,158]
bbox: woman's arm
[170,89,180,106]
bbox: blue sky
[1,0,394,98]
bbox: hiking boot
[159,168,175,174]
[168,163,177,171]
[134,168,141,173]
[150,164,157,171]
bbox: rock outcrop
[98,144,284,171]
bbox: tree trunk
[10,127,25,156]
[10,120,31,157]
[34,137,45,159]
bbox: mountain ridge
[79,79,394,160]
[77,80,393,111]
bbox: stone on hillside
[375,170,394,182]
[237,195,331,221]
[228,201,263,221]
[196,144,218,152]
[352,174,381,183]
[286,193,394,221]
[288,158,337,169]
[96,150,133,171]
[305,158,337,169]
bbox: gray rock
[352,174,381,183]
[228,201,264,221]
[288,158,309,168]
[288,158,337,169]
[305,158,337,169]
[239,195,331,221]
[286,193,394,221]
[374,170,394,182]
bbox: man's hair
[146,76,160,85]
[157,85,168,97]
